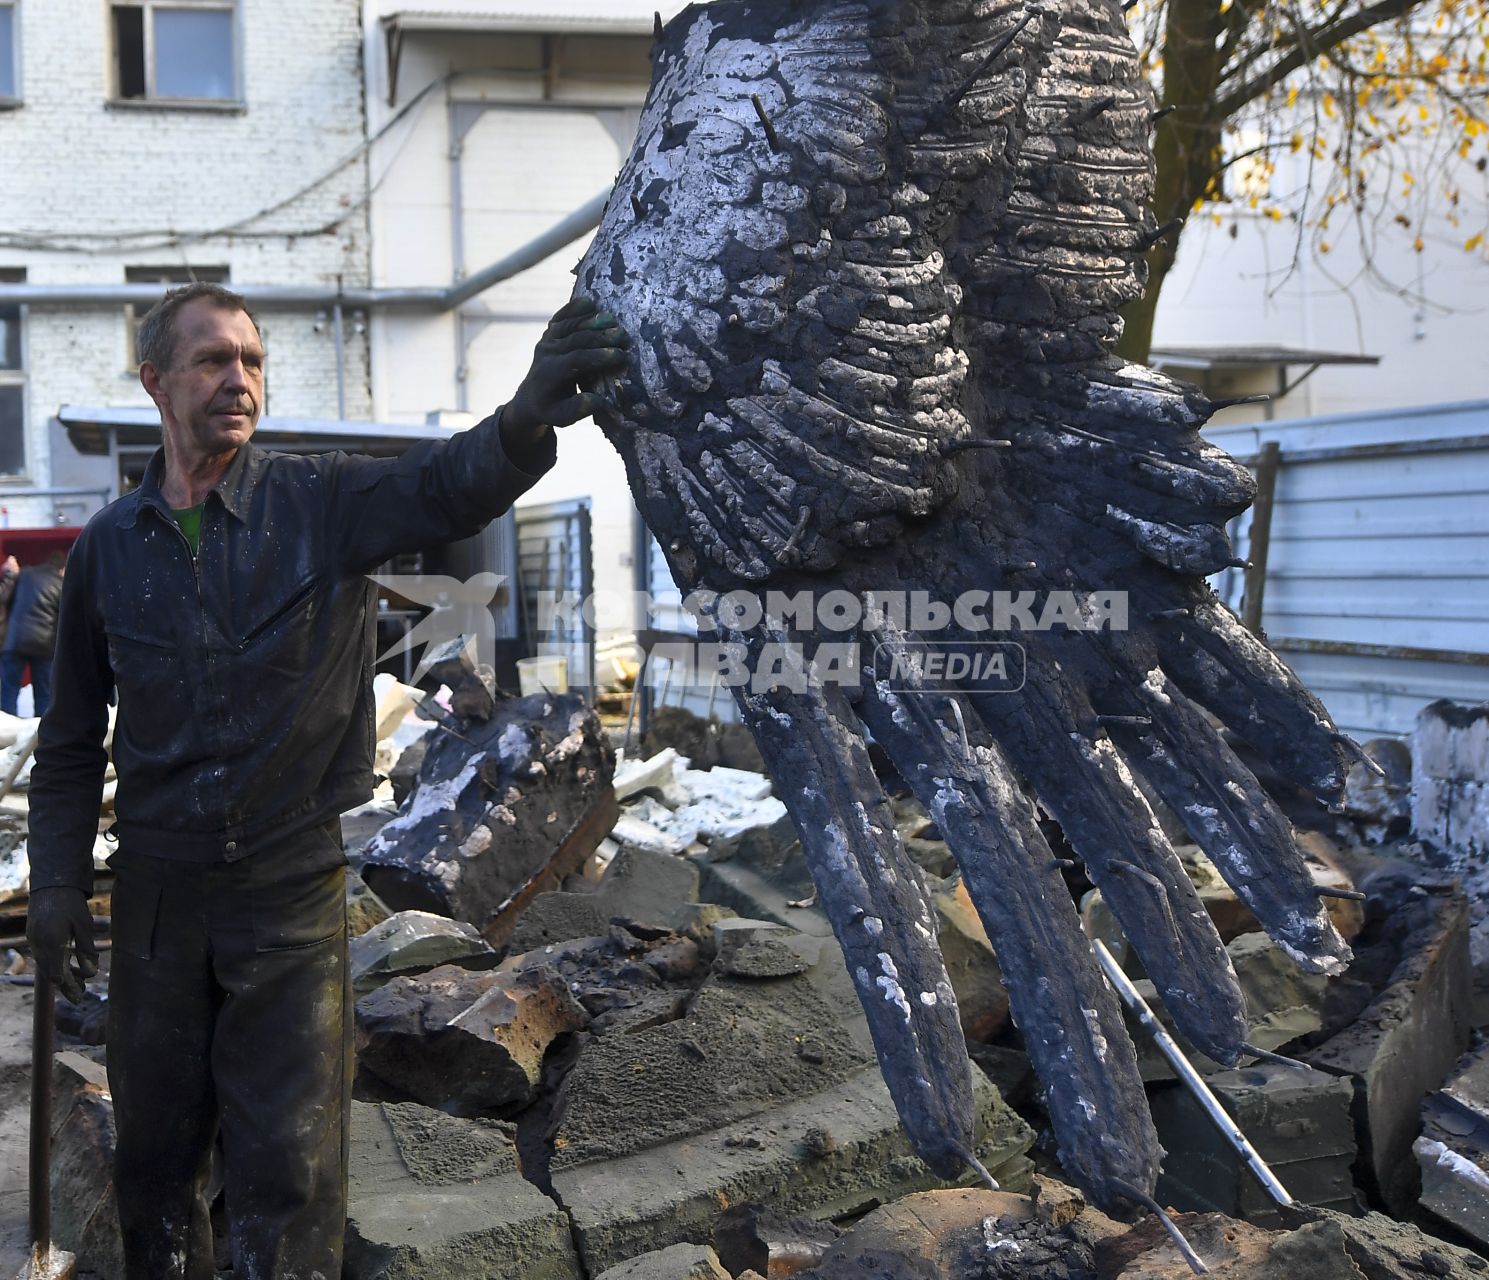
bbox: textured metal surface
[575,0,1357,1209]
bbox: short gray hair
[137,283,259,370]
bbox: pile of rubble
[20,670,1489,1278]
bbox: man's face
[142,300,265,459]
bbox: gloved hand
[26,886,99,1005]
[502,297,631,461]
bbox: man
[0,552,20,641]
[25,282,629,1279]
[1,551,65,716]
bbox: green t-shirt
[172,503,205,556]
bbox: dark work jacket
[4,564,64,658]
[28,410,554,893]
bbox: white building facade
[359,0,692,656]
[0,0,371,525]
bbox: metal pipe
[443,190,610,311]
[1269,636,1489,668]
[332,301,347,420]
[29,980,53,1257]
[1233,433,1489,467]
[1241,440,1280,635]
[0,189,612,314]
[1092,940,1295,1209]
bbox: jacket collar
[121,440,261,529]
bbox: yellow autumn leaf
[1286,85,1299,108]
[1320,241,1331,252]
[1323,93,1337,118]
[1290,133,1304,151]
[1414,236,1424,251]
[1468,233,1485,250]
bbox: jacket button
[225,841,238,856]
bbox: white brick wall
[0,0,370,525]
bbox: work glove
[502,297,631,460]
[25,886,98,1005]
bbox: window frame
[0,1,21,108]
[111,0,241,106]
[0,267,30,481]
[123,265,231,372]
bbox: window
[112,2,236,102]
[124,264,229,368]
[0,269,27,477]
[0,3,18,103]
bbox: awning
[58,404,464,460]
[381,2,689,37]
[1149,345,1380,371]
[380,2,693,103]
[1149,345,1380,400]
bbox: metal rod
[1231,431,1489,469]
[621,651,648,758]
[29,980,53,1257]
[1111,1179,1209,1276]
[1241,440,1280,635]
[1268,635,1489,669]
[0,189,613,314]
[1092,940,1294,1209]
[332,301,347,420]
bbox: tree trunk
[1117,0,1227,361]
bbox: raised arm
[329,298,629,575]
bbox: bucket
[517,655,569,696]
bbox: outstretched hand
[25,886,99,1004]
[503,297,631,455]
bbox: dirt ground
[0,976,38,1274]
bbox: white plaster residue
[920,990,939,1007]
[497,722,532,764]
[1224,780,1248,800]
[368,755,483,851]
[1416,1137,1489,1192]
[876,952,913,1022]
[1083,1008,1109,1061]
[875,678,913,729]
[862,915,884,937]
[1142,667,1171,705]
[458,826,493,859]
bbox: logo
[369,572,508,681]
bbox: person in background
[0,553,20,646]
[1,549,65,716]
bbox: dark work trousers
[106,821,351,1280]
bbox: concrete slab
[1306,878,1471,1216]
[551,1067,1033,1276]
[593,1241,730,1280]
[344,1101,582,1280]
[1151,1063,1358,1227]
[509,846,701,950]
[350,910,493,995]
[1415,1041,1489,1248]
